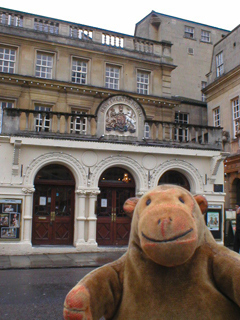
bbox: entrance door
[32,164,75,245]
[97,168,135,246]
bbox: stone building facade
[204,24,240,210]
[0,8,225,254]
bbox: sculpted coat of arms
[105,104,136,134]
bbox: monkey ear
[123,197,139,218]
[194,195,208,214]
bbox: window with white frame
[201,30,210,43]
[105,65,120,90]
[232,97,240,138]
[213,107,220,127]
[137,71,150,95]
[0,47,16,74]
[35,52,54,79]
[35,105,52,132]
[144,122,150,139]
[70,109,87,135]
[184,26,194,39]
[0,100,14,133]
[175,112,189,142]
[216,52,224,77]
[71,58,87,84]
[201,81,207,102]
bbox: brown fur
[64,185,240,320]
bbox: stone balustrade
[0,8,167,58]
[1,108,223,150]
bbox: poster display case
[205,205,222,240]
[0,199,22,240]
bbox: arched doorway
[32,164,75,245]
[97,167,135,246]
[158,170,190,191]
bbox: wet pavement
[0,251,126,270]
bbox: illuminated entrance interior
[97,167,135,246]
[159,170,190,191]
[32,164,75,245]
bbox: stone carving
[106,104,136,134]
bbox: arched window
[158,170,190,191]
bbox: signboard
[0,199,22,240]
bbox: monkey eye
[179,197,185,204]
[146,199,151,206]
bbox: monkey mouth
[141,228,193,243]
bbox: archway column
[87,190,100,245]
[22,187,35,244]
[75,190,87,246]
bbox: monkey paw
[63,284,93,320]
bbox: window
[216,52,224,77]
[184,26,194,39]
[175,112,189,142]
[35,105,52,132]
[232,98,240,138]
[0,100,14,133]
[144,122,150,139]
[105,65,120,90]
[201,30,210,43]
[187,48,194,55]
[35,52,54,79]
[0,47,16,73]
[70,109,87,134]
[72,58,87,84]
[201,81,207,102]
[137,71,149,95]
[213,107,220,127]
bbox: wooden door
[32,185,74,245]
[96,187,134,246]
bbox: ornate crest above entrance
[96,95,145,139]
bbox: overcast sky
[0,0,239,34]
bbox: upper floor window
[175,112,189,142]
[34,19,59,34]
[216,52,224,77]
[213,107,220,127]
[72,58,87,84]
[232,98,240,138]
[35,105,52,132]
[0,100,14,133]
[144,122,150,139]
[201,81,207,102]
[105,65,120,90]
[184,26,194,39]
[70,109,88,135]
[0,47,16,74]
[137,71,150,95]
[0,12,23,27]
[35,52,54,79]
[201,30,210,43]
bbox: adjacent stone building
[204,24,240,210]
[0,8,226,254]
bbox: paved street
[0,267,95,320]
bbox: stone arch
[151,159,204,193]
[90,155,148,194]
[23,152,87,188]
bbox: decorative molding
[24,152,87,186]
[99,95,144,118]
[22,187,35,194]
[91,155,147,191]
[210,155,225,183]
[152,159,204,193]
[12,139,22,176]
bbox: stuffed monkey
[63,185,240,320]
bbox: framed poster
[207,212,220,231]
[0,199,22,241]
